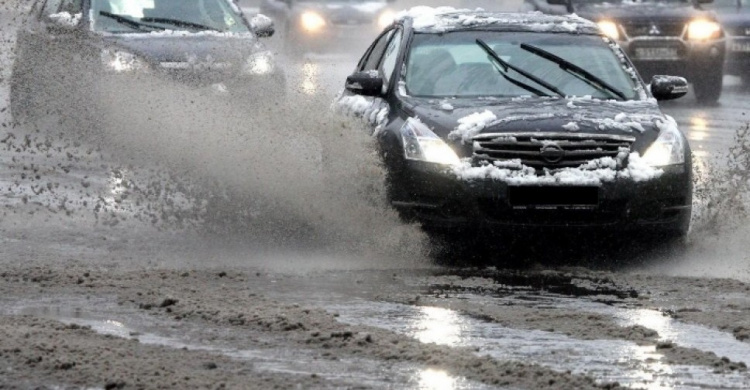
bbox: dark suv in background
[523,0,726,104]
[705,0,750,86]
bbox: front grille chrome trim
[472,132,636,169]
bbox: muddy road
[3,2,750,389]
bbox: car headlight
[377,10,395,30]
[300,11,326,33]
[597,20,620,40]
[687,19,721,41]
[400,118,460,165]
[642,117,685,167]
[101,49,148,73]
[244,52,274,75]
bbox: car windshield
[405,31,640,100]
[90,0,250,33]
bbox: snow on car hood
[408,97,662,147]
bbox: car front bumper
[618,38,725,81]
[725,36,750,76]
[392,160,692,233]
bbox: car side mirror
[345,71,384,96]
[546,0,574,12]
[650,75,689,101]
[250,14,275,37]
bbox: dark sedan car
[706,0,750,85]
[11,0,284,122]
[522,0,726,104]
[335,8,693,240]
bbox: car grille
[725,25,750,37]
[158,62,237,86]
[621,21,685,38]
[472,132,635,169]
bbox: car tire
[693,71,723,105]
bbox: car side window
[380,28,403,88]
[359,29,394,71]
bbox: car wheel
[693,71,723,105]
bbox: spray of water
[648,123,750,280]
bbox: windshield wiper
[476,39,564,98]
[99,11,165,32]
[140,17,218,32]
[520,43,627,101]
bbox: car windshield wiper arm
[140,17,218,31]
[520,43,627,100]
[99,11,165,31]
[476,39,565,98]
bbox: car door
[335,28,396,134]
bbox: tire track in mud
[0,266,615,389]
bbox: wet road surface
[2,1,750,389]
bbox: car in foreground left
[11,0,284,122]
[335,8,693,244]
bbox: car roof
[396,7,600,35]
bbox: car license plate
[634,47,679,60]
[730,42,750,52]
[508,186,599,209]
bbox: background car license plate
[508,186,599,209]
[730,42,750,52]
[634,47,679,60]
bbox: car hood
[101,33,264,64]
[407,97,664,153]
[575,1,710,22]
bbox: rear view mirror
[345,71,383,96]
[251,14,275,37]
[650,75,689,101]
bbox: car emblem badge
[649,24,661,35]
[540,144,565,164]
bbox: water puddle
[1,296,493,390]
[327,300,750,389]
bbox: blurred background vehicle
[258,0,397,57]
[521,0,726,104]
[704,0,750,87]
[11,0,284,122]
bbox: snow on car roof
[396,6,599,34]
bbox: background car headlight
[687,19,721,41]
[597,20,620,40]
[244,52,274,75]
[101,49,148,73]
[400,118,460,165]
[377,10,395,30]
[300,11,326,33]
[642,118,685,167]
